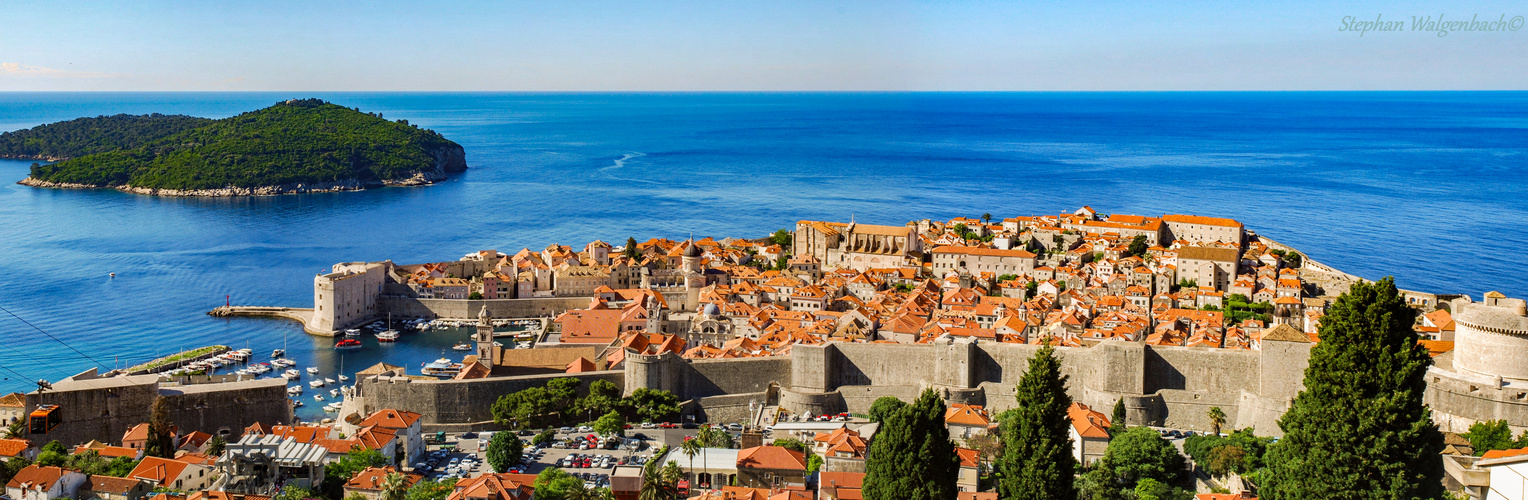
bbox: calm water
[0,92,1525,419]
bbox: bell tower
[476,306,495,370]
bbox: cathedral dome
[683,240,703,258]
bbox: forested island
[8,99,467,196]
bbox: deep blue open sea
[0,92,1524,418]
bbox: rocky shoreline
[17,171,450,197]
[0,153,67,162]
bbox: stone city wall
[22,372,291,446]
[358,370,624,428]
[379,297,592,320]
[1425,368,1528,434]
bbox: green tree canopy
[1110,398,1127,437]
[486,431,524,473]
[867,396,906,423]
[0,113,213,159]
[405,478,457,500]
[1083,427,1187,499]
[594,411,627,437]
[998,344,1075,500]
[1463,419,1527,456]
[629,388,681,423]
[862,388,959,500]
[1262,277,1444,499]
[322,448,391,499]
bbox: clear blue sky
[1,0,1523,91]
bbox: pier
[208,306,314,326]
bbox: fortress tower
[682,239,704,312]
[476,305,495,370]
[1453,292,1528,384]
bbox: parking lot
[411,427,675,489]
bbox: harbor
[160,314,550,423]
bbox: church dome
[701,303,721,317]
[683,240,703,258]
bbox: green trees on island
[485,431,523,473]
[491,377,681,429]
[997,344,1076,500]
[22,99,464,190]
[0,113,214,159]
[1262,277,1444,499]
[862,388,959,500]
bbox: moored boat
[334,338,362,350]
[376,329,399,342]
[421,358,463,377]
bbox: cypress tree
[997,344,1076,499]
[863,388,959,500]
[1110,398,1127,437]
[1263,277,1444,499]
[145,397,174,459]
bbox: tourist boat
[344,328,361,336]
[306,367,319,375]
[309,380,325,388]
[334,339,362,350]
[314,394,324,402]
[421,358,463,377]
[376,330,399,342]
[452,341,472,351]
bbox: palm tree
[1207,406,1226,436]
[380,472,409,500]
[2,421,23,439]
[679,437,701,486]
[637,460,678,500]
[564,481,607,500]
[982,213,992,224]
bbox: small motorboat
[284,369,301,380]
[272,348,285,358]
[291,400,303,408]
[309,380,325,388]
[344,329,361,336]
[287,385,302,394]
[324,377,336,385]
[337,374,350,382]
[306,367,319,375]
[452,342,472,351]
[334,339,363,350]
[329,389,340,398]
[314,394,325,402]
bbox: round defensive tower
[1453,292,1528,383]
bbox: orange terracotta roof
[0,438,31,458]
[1067,402,1112,439]
[1482,447,1528,459]
[345,466,421,491]
[931,246,1037,258]
[359,409,423,430]
[944,404,991,427]
[736,445,806,470]
[128,456,193,486]
[1162,214,1243,228]
[6,465,67,492]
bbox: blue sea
[0,92,1524,419]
